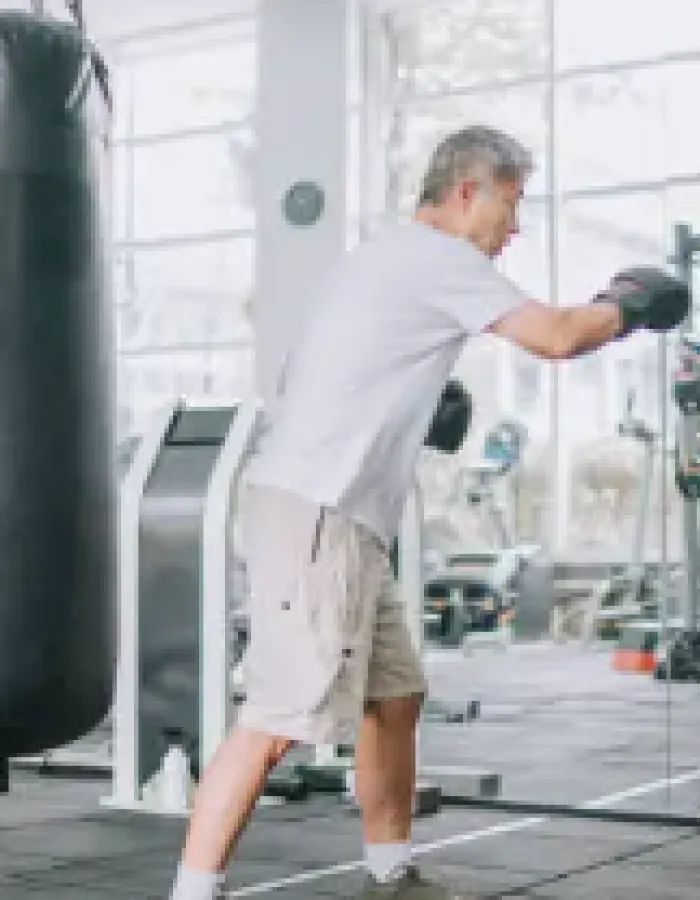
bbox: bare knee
[364,693,423,729]
[228,727,295,770]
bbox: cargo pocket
[244,496,332,716]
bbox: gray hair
[418,125,533,206]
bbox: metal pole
[30,1,45,14]
[545,0,563,556]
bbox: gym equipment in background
[102,400,263,814]
[0,10,115,780]
[587,392,664,647]
[656,259,700,682]
[614,222,700,681]
[426,419,554,646]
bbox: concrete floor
[1,642,699,898]
[421,641,700,816]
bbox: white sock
[169,863,225,900]
[364,841,412,883]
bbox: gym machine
[614,221,700,681]
[427,419,554,646]
[102,398,265,814]
[655,224,700,680]
[586,392,661,642]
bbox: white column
[254,0,351,406]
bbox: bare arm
[487,300,622,360]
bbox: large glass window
[556,68,665,191]
[498,198,550,298]
[390,82,549,210]
[115,238,254,349]
[115,238,254,437]
[118,346,255,437]
[374,3,700,820]
[112,146,131,243]
[129,128,254,240]
[663,62,700,178]
[125,33,256,137]
[498,199,551,439]
[110,15,257,440]
[558,192,667,303]
[555,0,700,69]
[557,191,667,469]
[390,0,549,94]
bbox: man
[169,126,689,899]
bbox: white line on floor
[225,768,700,897]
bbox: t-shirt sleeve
[431,243,531,336]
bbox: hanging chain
[64,0,112,113]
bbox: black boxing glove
[592,266,691,337]
[425,379,473,455]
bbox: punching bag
[0,12,116,757]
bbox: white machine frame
[103,398,261,815]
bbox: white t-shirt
[246,220,529,545]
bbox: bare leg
[180,726,293,873]
[354,694,422,844]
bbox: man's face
[452,174,525,257]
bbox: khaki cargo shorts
[238,485,427,745]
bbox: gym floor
[2,643,699,899]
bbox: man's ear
[458,178,480,206]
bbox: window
[112,146,131,242]
[115,238,254,353]
[95,2,253,41]
[130,128,254,240]
[125,36,256,137]
[498,198,550,298]
[555,0,700,69]
[390,83,548,209]
[556,68,666,191]
[110,66,134,145]
[558,191,666,302]
[558,192,667,438]
[663,63,700,178]
[389,0,548,95]
[118,345,255,439]
[664,183,700,225]
[512,352,541,410]
[498,199,551,436]
[664,183,700,330]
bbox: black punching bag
[0,13,116,757]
